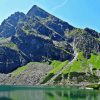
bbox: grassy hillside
[42,52,100,84]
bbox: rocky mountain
[0,5,74,73]
[0,5,100,85]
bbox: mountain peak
[0,11,26,37]
[27,5,49,18]
[32,5,39,8]
[1,11,25,25]
[28,5,39,11]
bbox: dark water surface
[0,85,99,100]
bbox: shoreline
[0,81,99,90]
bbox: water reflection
[0,97,12,100]
[0,86,100,100]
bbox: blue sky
[0,0,100,32]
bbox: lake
[0,85,100,100]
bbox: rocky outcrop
[84,28,100,38]
[0,12,26,37]
[67,29,100,58]
[0,46,29,73]
[75,33,100,58]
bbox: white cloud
[51,0,69,12]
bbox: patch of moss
[63,52,85,74]
[63,52,100,74]
[50,60,62,68]
[41,73,54,84]
[50,60,68,74]
[41,60,68,84]
[4,42,19,51]
[68,28,86,36]
[88,53,100,69]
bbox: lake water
[0,85,100,100]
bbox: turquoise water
[0,85,100,100]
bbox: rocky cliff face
[0,12,26,37]
[0,5,100,74]
[27,5,74,40]
[68,29,100,58]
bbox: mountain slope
[0,5,74,73]
[0,5,100,85]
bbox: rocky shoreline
[0,73,99,90]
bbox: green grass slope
[42,52,100,84]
